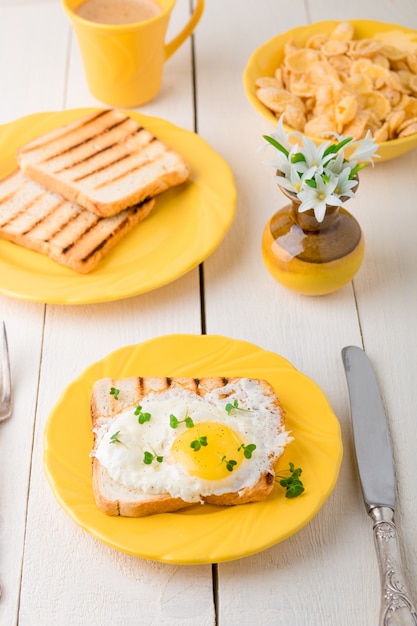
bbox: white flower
[294,135,334,177]
[268,114,295,153]
[323,148,345,175]
[262,114,379,222]
[275,162,308,194]
[333,167,358,198]
[346,131,379,165]
[298,174,343,222]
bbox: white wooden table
[1,1,417,624]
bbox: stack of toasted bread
[0,109,190,273]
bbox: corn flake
[328,54,352,74]
[321,39,348,57]
[305,33,329,50]
[304,114,335,137]
[335,95,358,132]
[398,120,417,137]
[255,21,417,142]
[285,48,320,73]
[255,77,282,89]
[330,22,354,42]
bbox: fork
[0,321,12,422]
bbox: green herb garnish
[190,435,208,451]
[109,431,127,447]
[134,405,151,424]
[220,455,237,472]
[169,412,194,429]
[238,443,257,459]
[225,400,253,415]
[109,430,122,444]
[277,462,304,498]
[110,387,120,400]
[143,450,163,464]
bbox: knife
[342,345,417,626]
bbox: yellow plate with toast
[243,20,417,162]
[0,109,236,304]
[43,334,343,564]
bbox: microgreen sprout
[238,443,257,459]
[110,387,120,400]
[225,399,253,415]
[134,405,151,424]
[277,462,304,498]
[109,431,127,447]
[143,450,164,465]
[169,412,194,429]
[190,435,208,451]
[220,455,237,472]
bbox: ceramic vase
[261,184,365,296]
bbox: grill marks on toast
[92,376,234,421]
[53,128,150,178]
[0,170,155,272]
[19,110,111,157]
[59,199,148,263]
[20,111,162,191]
[44,119,134,168]
[72,135,156,190]
[17,110,190,217]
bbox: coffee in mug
[62,0,205,107]
[76,0,162,26]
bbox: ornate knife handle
[370,507,417,625]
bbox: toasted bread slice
[0,169,155,273]
[90,376,292,517]
[17,109,190,218]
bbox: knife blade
[342,345,417,626]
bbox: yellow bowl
[243,20,417,162]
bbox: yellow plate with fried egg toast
[44,334,343,564]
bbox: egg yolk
[171,421,245,480]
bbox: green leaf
[110,387,120,400]
[290,152,306,164]
[286,483,305,498]
[244,443,256,459]
[109,430,122,444]
[349,162,368,178]
[135,405,151,424]
[323,136,353,157]
[143,451,153,464]
[225,400,253,415]
[225,400,238,414]
[143,450,163,464]
[191,435,208,451]
[263,134,289,158]
[277,463,304,499]
[226,459,237,472]
[169,414,179,428]
[238,442,257,459]
[170,412,194,429]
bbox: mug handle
[164,0,205,60]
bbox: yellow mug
[61,0,205,107]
